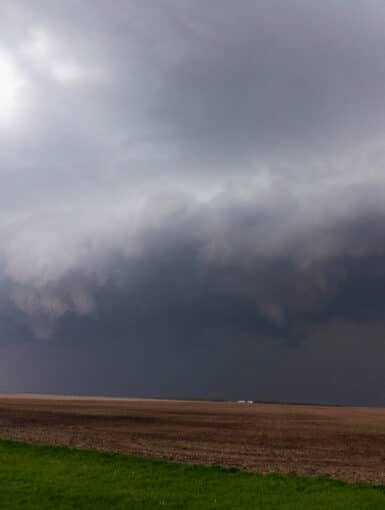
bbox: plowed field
[0,394,384,483]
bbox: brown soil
[0,394,384,483]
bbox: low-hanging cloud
[2,180,385,340]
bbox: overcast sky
[1,1,385,405]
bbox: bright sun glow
[0,50,25,124]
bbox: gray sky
[1,0,385,405]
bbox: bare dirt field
[0,394,384,483]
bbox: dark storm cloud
[2,1,385,404]
[5,187,385,340]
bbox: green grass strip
[0,440,384,509]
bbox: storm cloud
[1,0,385,404]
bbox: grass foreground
[0,441,384,509]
